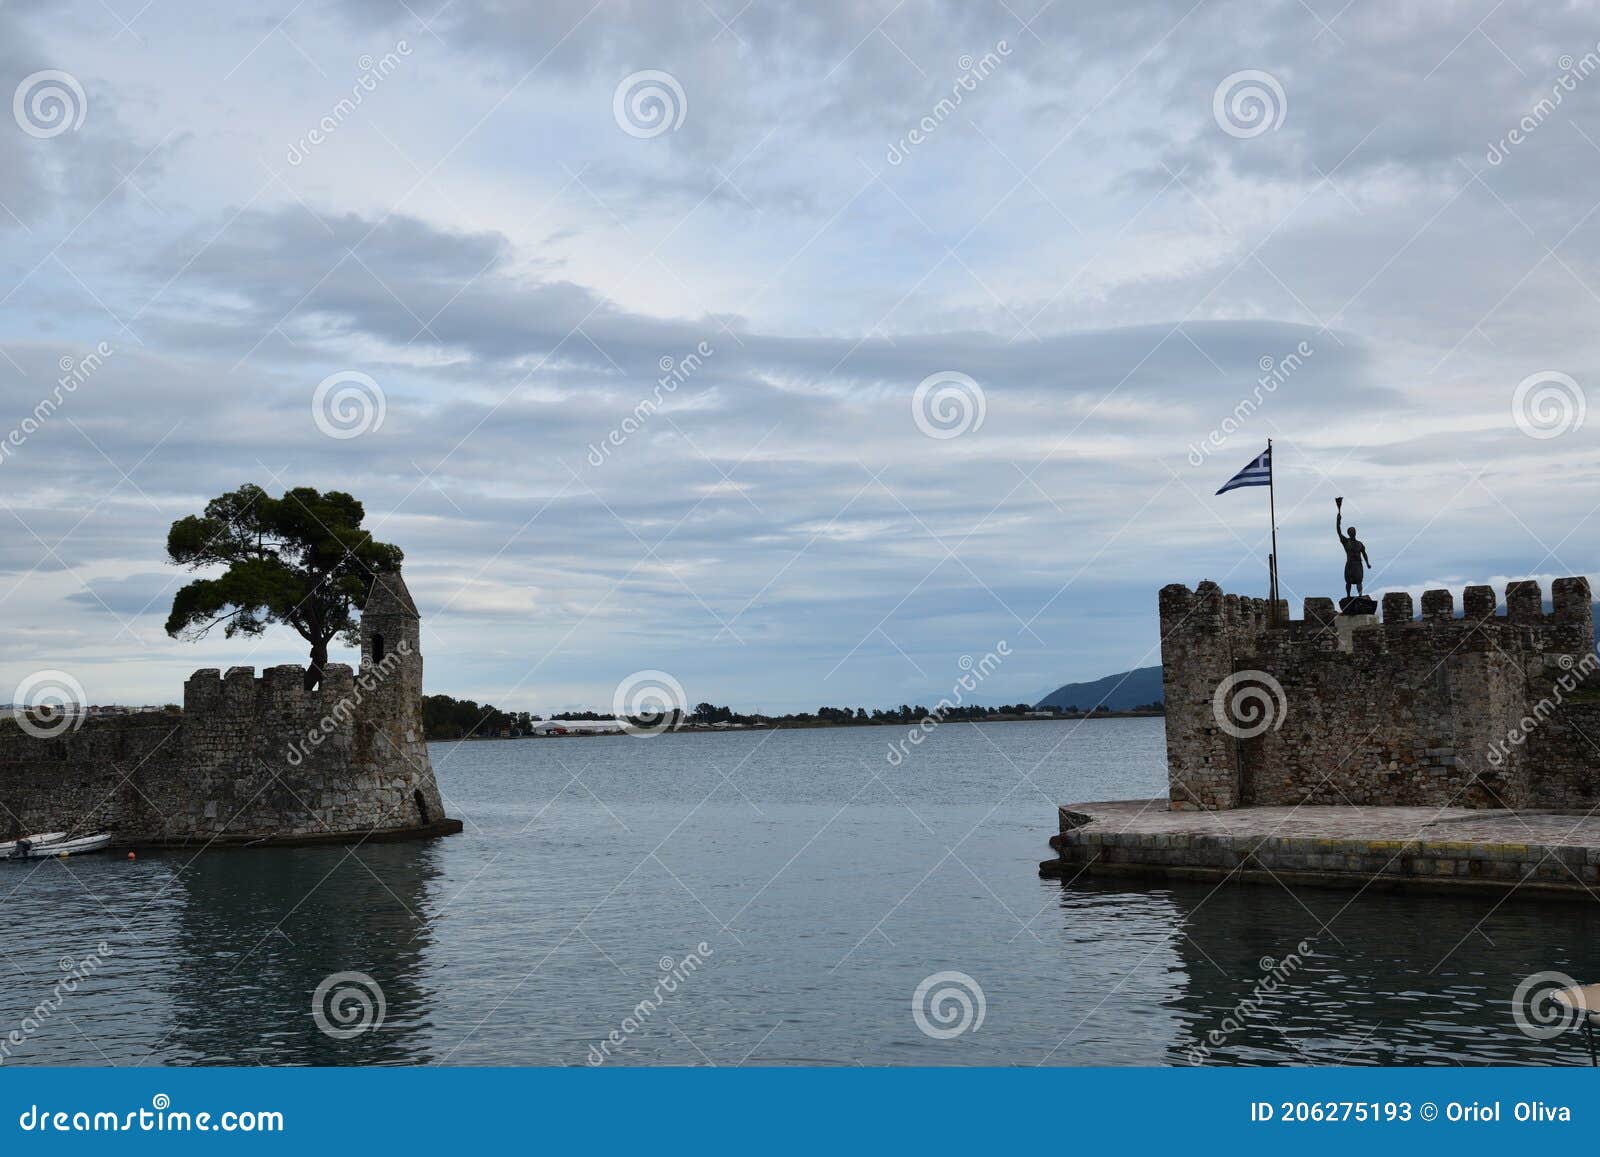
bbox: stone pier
[1041,575,1600,899]
[1038,800,1600,897]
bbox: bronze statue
[1335,497,1371,598]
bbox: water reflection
[5,722,1596,1067]
[161,843,445,1066]
[1050,877,1600,1067]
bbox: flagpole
[1267,438,1279,625]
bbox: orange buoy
[127,851,136,860]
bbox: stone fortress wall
[0,570,455,846]
[1159,575,1600,812]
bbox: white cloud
[0,1,1595,713]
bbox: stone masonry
[1158,576,1597,812]
[0,569,459,846]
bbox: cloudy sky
[2,0,1599,714]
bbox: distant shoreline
[429,710,1164,742]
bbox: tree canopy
[164,484,402,688]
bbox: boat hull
[3,833,113,860]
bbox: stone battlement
[182,662,357,711]
[1158,575,1599,813]
[0,569,456,847]
[1160,577,1593,648]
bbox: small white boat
[3,832,114,860]
[1554,983,1600,1066]
[0,832,66,855]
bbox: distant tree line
[690,702,1160,726]
[420,694,1161,740]
[422,695,540,739]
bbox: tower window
[372,632,386,664]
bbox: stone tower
[362,568,423,702]
[0,562,459,846]
[1157,576,1598,812]
[358,567,445,828]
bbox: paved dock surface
[1041,799,1600,897]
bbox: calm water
[3,718,1598,1067]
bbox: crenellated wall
[0,570,455,846]
[1159,576,1598,812]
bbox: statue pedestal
[1335,612,1377,653]
[1339,595,1377,616]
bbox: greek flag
[1216,445,1271,495]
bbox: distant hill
[1035,665,1163,712]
